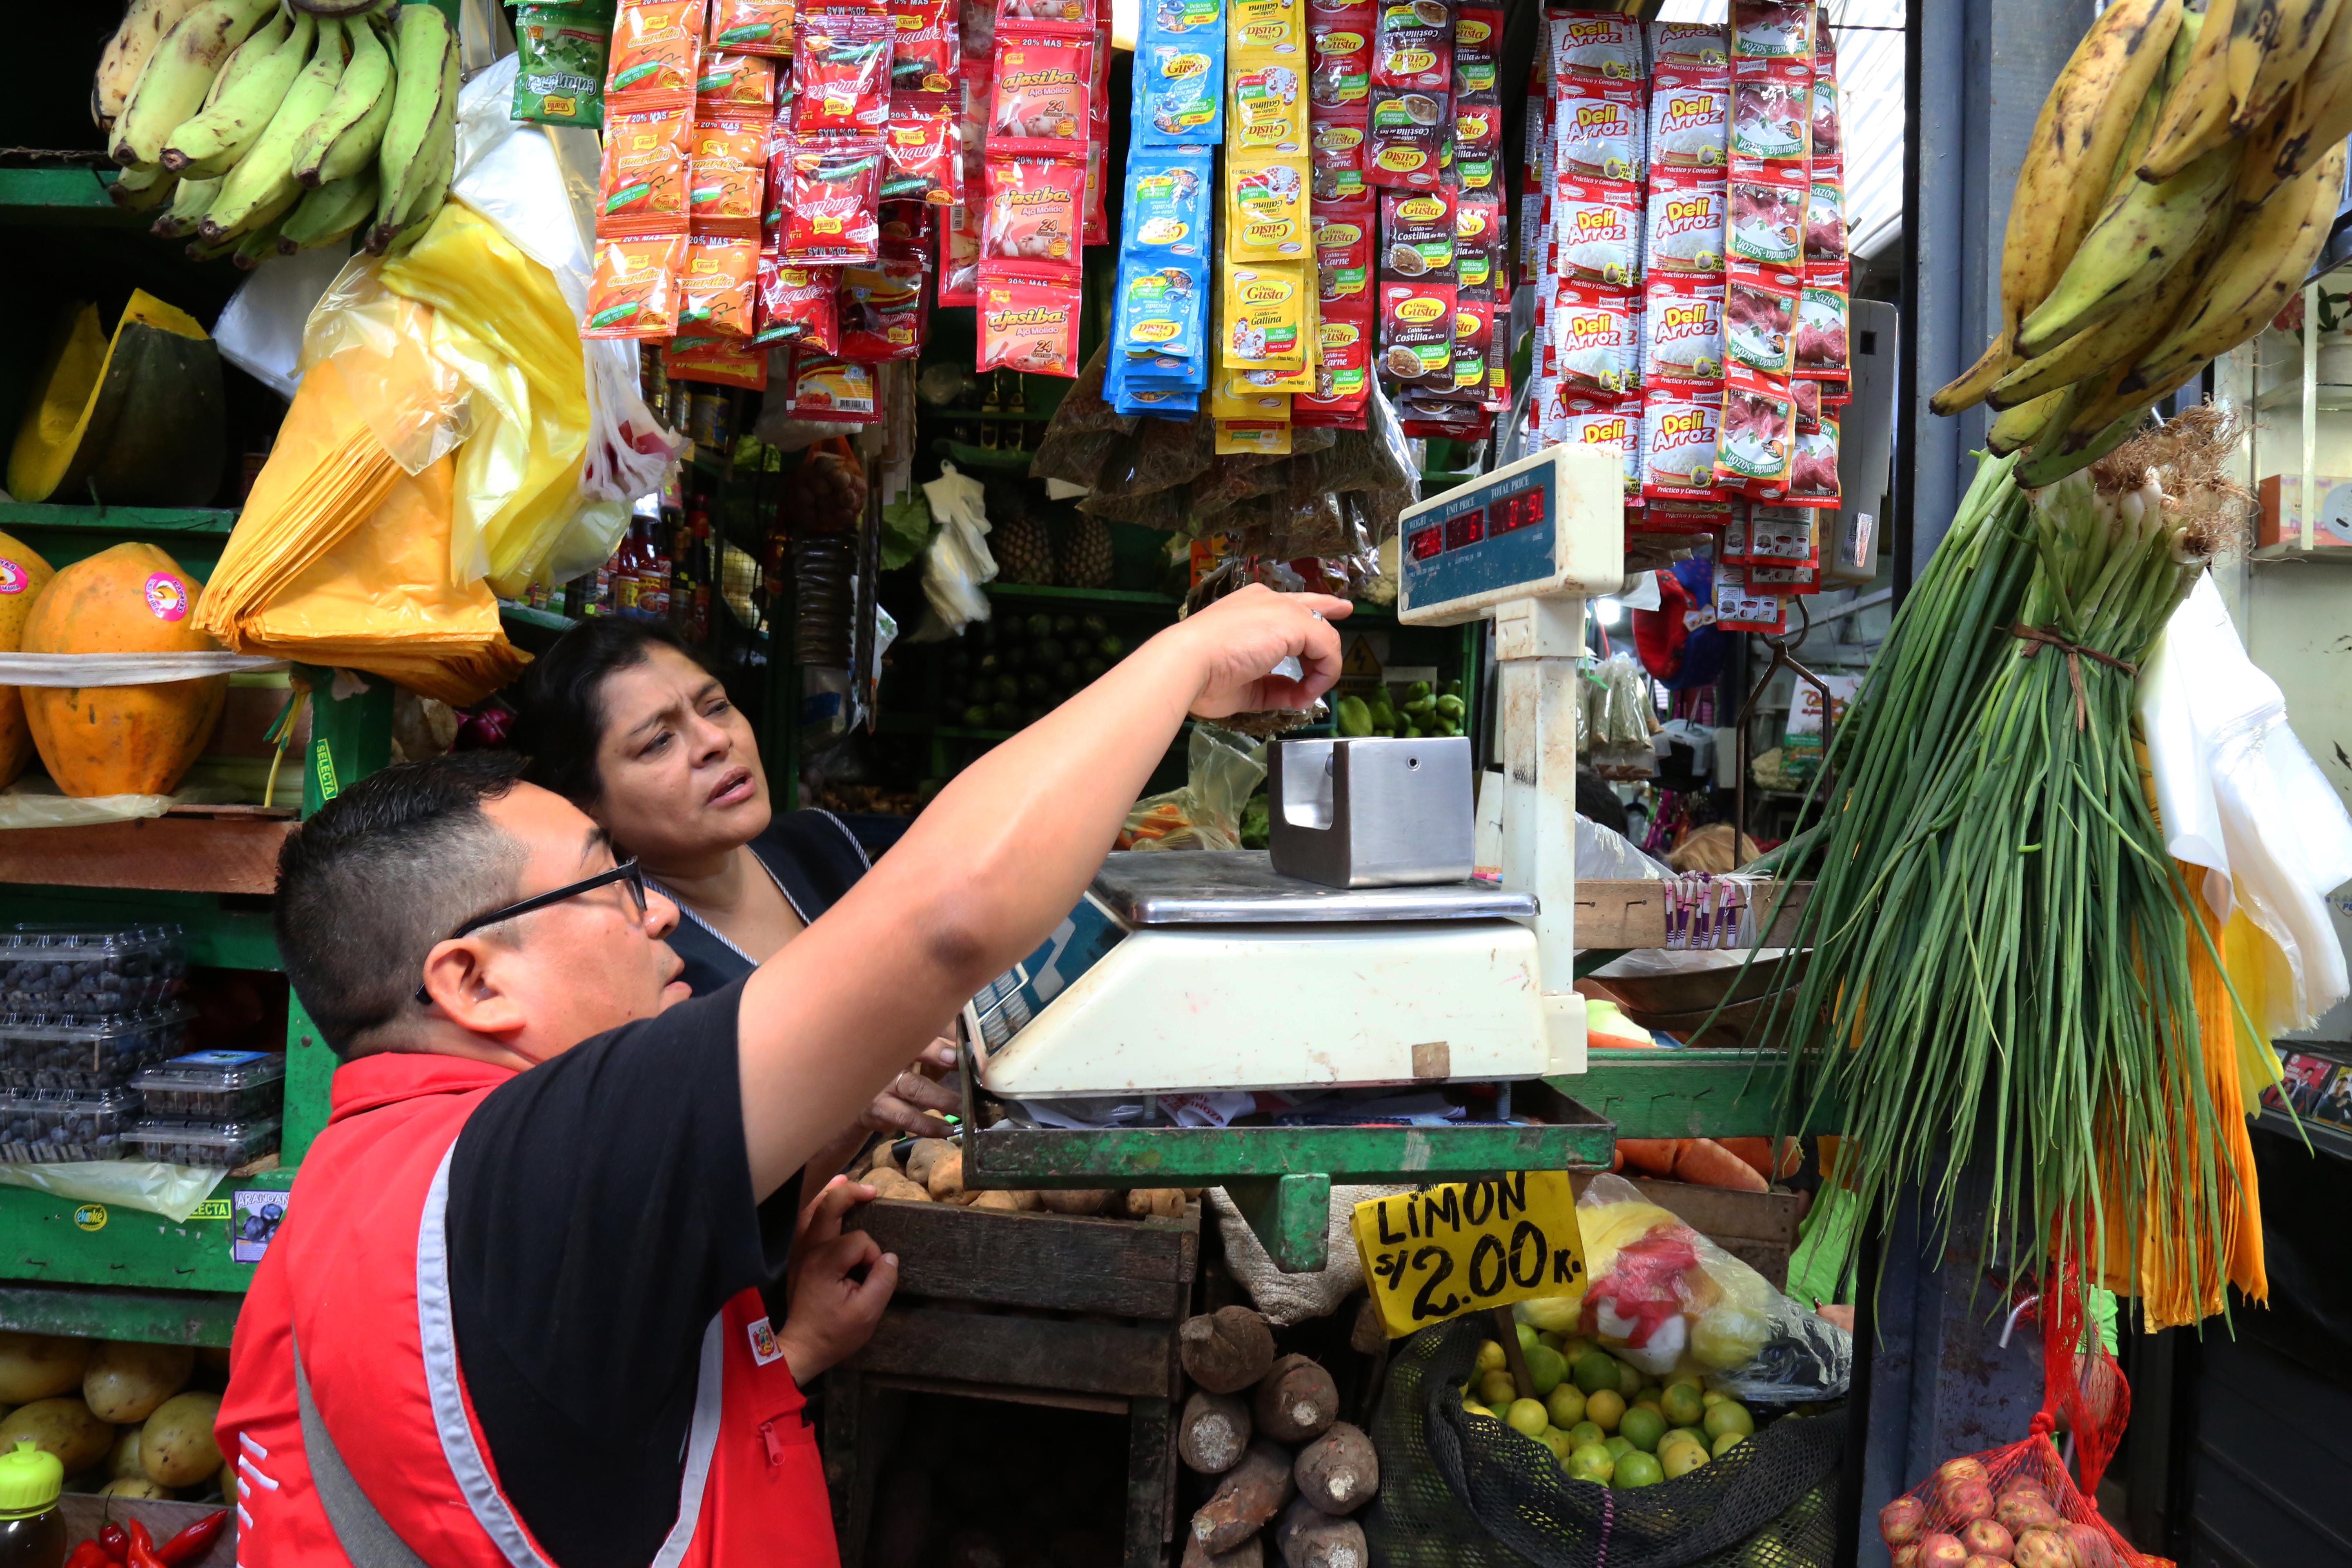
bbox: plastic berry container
[123,1116,283,1169]
[131,1050,289,1121]
[0,1005,194,1092]
[0,1090,139,1163]
[0,926,186,1016]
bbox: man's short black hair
[275,751,531,1058]
[1575,767,1630,840]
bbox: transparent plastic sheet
[298,261,476,478]
[1120,723,1267,850]
[1366,1314,1848,1568]
[1031,344,1139,488]
[1574,1174,1850,1401]
[0,1160,225,1224]
[1579,815,1673,881]
[213,245,352,400]
[1082,412,1217,508]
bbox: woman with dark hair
[512,617,957,1138]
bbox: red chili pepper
[65,1544,111,1568]
[123,1521,165,1568]
[98,1523,129,1563]
[155,1512,228,1566]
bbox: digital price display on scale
[1397,446,1625,626]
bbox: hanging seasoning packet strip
[609,0,705,97]
[1732,0,1812,73]
[1805,167,1846,271]
[882,93,961,204]
[1452,89,1502,188]
[1727,162,1806,267]
[890,0,958,91]
[1552,282,1632,397]
[1554,78,1644,184]
[1646,168,1727,276]
[690,119,773,230]
[998,0,1091,31]
[1641,275,1726,391]
[1366,87,1445,187]
[1731,60,1811,166]
[598,98,696,234]
[1454,188,1503,295]
[1788,417,1840,508]
[781,132,887,261]
[1310,100,1370,200]
[1811,31,1841,158]
[940,166,984,304]
[1230,53,1308,152]
[666,333,772,389]
[1716,375,1796,498]
[584,234,688,336]
[1646,19,1728,78]
[1724,264,1798,376]
[1223,260,1312,369]
[696,51,779,111]
[1448,295,1493,403]
[1227,151,1311,258]
[976,264,1084,377]
[1793,282,1848,379]
[1136,0,1226,145]
[1453,3,1498,94]
[1308,1,1373,106]
[1379,186,1454,283]
[1549,9,1638,83]
[837,242,931,359]
[1083,7,1111,243]
[1313,190,1376,303]
[795,7,895,132]
[513,5,611,126]
[754,256,843,351]
[709,0,798,56]
[989,29,1094,156]
[1649,70,1729,173]
[1376,276,1453,388]
[981,156,1085,273]
[678,233,763,334]
[786,352,883,421]
[1372,0,1451,92]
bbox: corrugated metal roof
[1655,0,1906,257]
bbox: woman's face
[589,644,771,868]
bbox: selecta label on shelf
[1646,168,1726,274]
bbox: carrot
[1673,1138,1769,1192]
[1717,1136,1802,1181]
[1616,1138,1684,1178]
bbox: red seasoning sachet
[795,6,896,133]
[976,263,1082,377]
[755,255,844,351]
[779,132,888,262]
[988,29,1094,157]
[882,92,962,205]
[980,156,1085,274]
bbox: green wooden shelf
[499,601,578,632]
[0,1169,292,1304]
[935,440,1034,472]
[0,503,239,534]
[0,1284,244,1348]
[1565,1049,1844,1141]
[0,887,278,970]
[0,166,134,223]
[925,408,1057,421]
[983,582,1178,606]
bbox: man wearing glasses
[214,586,1348,1568]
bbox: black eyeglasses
[414,860,649,1005]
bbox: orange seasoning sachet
[690,118,771,229]
[585,234,688,337]
[707,0,797,56]
[598,98,695,234]
[694,51,778,113]
[608,0,705,96]
[678,233,763,335]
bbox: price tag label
[1350,1172,1588,1339]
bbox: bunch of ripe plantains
[95,0,460,267]
[1933,0,2352,483]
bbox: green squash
[7,290,225,507]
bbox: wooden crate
[831,1198,1200,1568]
[1570,1173,1802,1289]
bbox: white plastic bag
[0,1160,225,1223]
[911,463,997,640]
[212,246,350,399]
[2139,572,2352,1030]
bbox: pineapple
[995,510,1053,584]
[1058,515,1114,588]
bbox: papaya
[21,542,226,797]
[0,530,57,788]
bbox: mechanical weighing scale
[956,445,1646,1271]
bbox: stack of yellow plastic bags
[200,200,600,705]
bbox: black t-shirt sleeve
[443,980,800,1568]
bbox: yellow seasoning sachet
[1212,375,1292,420]
[1228,0,1305,153]
[1226,152,1311,261]
[1215,419,1293,455]
[1221,259,1311,370]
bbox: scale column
[1491,595,1587,1074]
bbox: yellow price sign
[1351,1171,1588,1339]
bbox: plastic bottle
[0,1439,65,1567]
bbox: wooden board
[1572,879,1810,949]
[847,1197,1198,1321]
[853,1304,1183,1400]
[0,809,296,895]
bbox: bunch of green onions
[1752,419,2244,1291]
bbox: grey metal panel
[1089,850,1538,924]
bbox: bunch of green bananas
[103,0,460,267]
[1932,0,2352,484]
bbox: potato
[84,1341,194,1424]
[968,1189,1025,1212]
[926,1149,967,1203]
[219,1458,235,1503]
[0,1397,113,1476]
[140,1391,223,1488]
[904,1139,954,1185]
[105,1425,144,1480]
[0,1334,90,1403]
[97,1477,167,1499]
[869,1171,933,1203]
